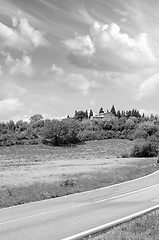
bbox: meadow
[0,139,158,208]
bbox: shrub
[131,139,158,158]
[42,119,81,146]
[138,122,158,136]
[78,130,96,141]
[121,152,131,158]
[133,129,148,140]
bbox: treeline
[0,106,159,157]
[74,105,143,120]
[0,115,81,147]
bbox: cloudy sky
[0,0,159,121]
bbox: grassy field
[0,139,158,208]
[83,209,159,240]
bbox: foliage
[99,107,104,114]
[42,118,81,146]
[29,114,43,123]
[130,139,158,158]
[0,106,159,150]
[133,129,148,140]
[110,104,116,116]
[74,110,88,121]
[89,109,93,119]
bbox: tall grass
[0,139,158,208]
[0,162,158,208]
[83,210,159,240]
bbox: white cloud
[64,34,95,56]
[47,64,98,95]
[135,73,159,100]
[2,52,33,77]
[10,55,33,77]
[0,12,48,52]
[51,64,65,76]
[64,22,157,72]
[3,52,14,64]
[65,73,96,95]
[0,98,24,121]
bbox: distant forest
[0,105,159,157]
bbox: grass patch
[82,209,159,240]
[0,139,158,208]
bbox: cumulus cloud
[0,98,24,121]
[0,12,48,52]
[51,64,65,76]
[64,34,95,56]
[135,73,159,100]
[10,55,33,77]
[47,64,98,95]
[2,52,33,77]
[64,22,157,72]
[65,73,96,95]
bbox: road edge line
[62,204,159,240]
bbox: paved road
[1,170,159,240]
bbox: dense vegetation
[0,106,159,157]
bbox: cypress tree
[99,107,104,114]
[110,105,116,116]
[89,109,93,119]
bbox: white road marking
[0,203,90,225]
[62,204,159,240]
[1,182,159,226]
[94,182,159,203]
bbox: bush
[78,130,96,141]
[131,139,158,157]
[138,122,158,136]
[133,129,148,140]
[42,119,81,146]
[121,152,131,158]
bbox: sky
[0,0,159,121]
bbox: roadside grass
[0,139,159,208]
[82,209,159,240]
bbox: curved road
[1,170,159,240]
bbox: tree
[110,105,116,116]
[121,110,126,117]
[99,107,104,114]
[126,110,132,118]
[116,110,121,118]
[138,122,158,136]
[42,119,81,145]
[29,114,43,123]
[74,111,88,121]
[6,120,16,132]
[16,120,28,132]
[85,110,88,119]
[89,109,93,119]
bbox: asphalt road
[1,170,159,240]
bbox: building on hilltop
[91,112,117,120]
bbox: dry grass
[84,210,159,240]
[0,139,158,208]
